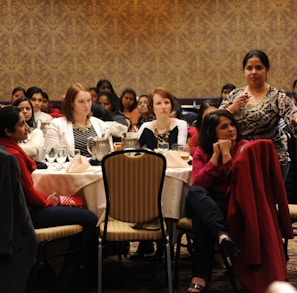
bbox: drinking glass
[68,148,81,161]
[171,143,179,151]
[157,142,169,154]
[56,146,68,167]
[45,146,57,169]
[178,144,190,162]
[113,142,122,152]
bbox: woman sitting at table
[45,83,111,157]
[138,87,188,150]
[186,109,248,293]
[132,87,188,259]
[0,105,99,290]
[13,96,45,160]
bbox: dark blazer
[0,146,37,293]
[227,139,294,293]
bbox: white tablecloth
[32,164,192,220]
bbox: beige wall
[0,0,296,101]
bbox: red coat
[227,139,294,293]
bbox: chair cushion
[177,217,193,231]
[35,224,83,242]
[99,219,164,241]
[288,204,297,220]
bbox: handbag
[59,195,83,208]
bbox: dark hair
[195,99,219,129]
[148,87,175,114]
[42,90,49,101]
[172,96,183,119]
[292,79,297,90]
[96,79,117,95]
[12,86,26,96]
[119,88,137,112]
[89,86,98,93]
[62,83,91,122]
[26,86,44,99]
[97,91,119,113]
[0,105,21,138]
[242,50,270,70]
[13,96,36,128]
[199,109,243,156]
[221,83,236,94]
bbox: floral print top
[220,86,297,163]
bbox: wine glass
[56,146,68,168]
[157,142,169,154]
[178,144,190,162]
[45,146,57,169]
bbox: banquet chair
[98,148,172,293]
[284,204,297,260]
[28,224,85,291]
[174,217,239,292]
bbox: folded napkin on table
[164,150,188,168]
[66,154,91,173]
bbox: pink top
[192,139,249,198]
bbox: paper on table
[165,150,188,168]
[65,154,91,173]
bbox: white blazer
[45,116,111,151]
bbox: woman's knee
[186,186,208,202]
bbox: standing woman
[45,83,111,157]
[220,49,297,178]
[13,96,45,160]
[138,87,188,149]
[186,110,247,292]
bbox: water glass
[157,142,169,154]
[171,143,179,151]
[45,146,57,168]
[56,146,68,166]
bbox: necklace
[154,127,170,142]
[153,119,171,143]
[73,120,91,133]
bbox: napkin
[66,154,91,173]
[164,150,188,168]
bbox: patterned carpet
[32,237,297,293]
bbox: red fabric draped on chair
[227,139,294,293]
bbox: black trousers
[185,186,228,279]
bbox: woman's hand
[290,113,297,126]
[217,139,232,164]
[210,142,221,166]
[228,93,249,113]
[47,192,60,206]
[217,139,232,153]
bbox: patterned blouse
[220,86,297,163]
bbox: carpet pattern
[32,237,297,292]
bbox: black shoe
[219,237,240,257]
[129,241,154,260]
